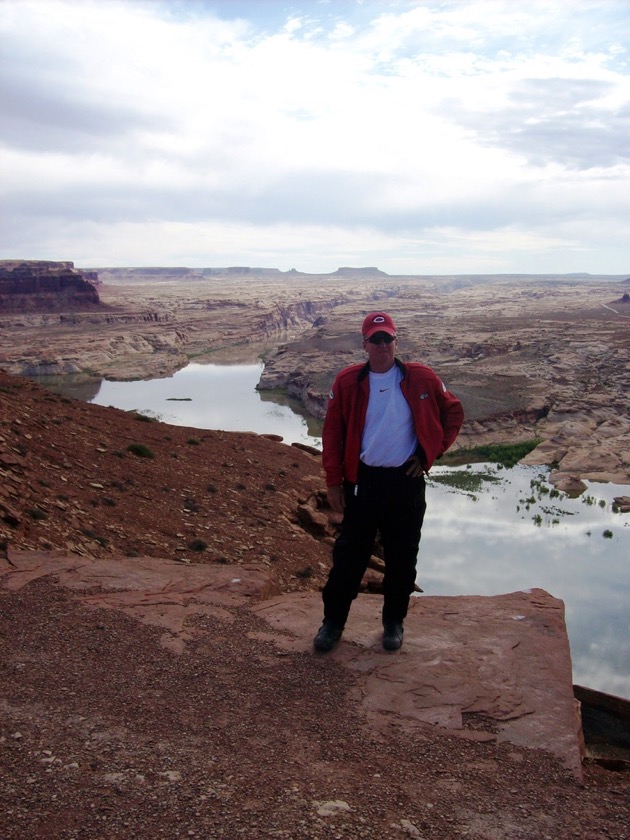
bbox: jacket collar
[358,358,406,381]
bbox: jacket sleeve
[437,381,464,455]
[321,375,346,487]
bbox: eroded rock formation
[1,266,629,486]
[0,260,100,312]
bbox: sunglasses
[367,333,395,345]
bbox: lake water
[90,362,323,445]
[42,363,630,699]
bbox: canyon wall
[0,260,100,312]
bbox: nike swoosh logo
[380,388,389,392]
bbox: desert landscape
[1,260,629,490]
[1,261,629,838]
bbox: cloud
[1,0,629,272]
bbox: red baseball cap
[362,311,397,340]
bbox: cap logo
[372,316,385,323]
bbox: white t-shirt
[360,366,418,467]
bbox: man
[314,311,464,653]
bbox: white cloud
[1,0,629,272]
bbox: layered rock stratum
[0,260,100,312]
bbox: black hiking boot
[382,622,404,651]
[313,620,343,652]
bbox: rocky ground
[1,369,629,839]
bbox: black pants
[322,462,427,627]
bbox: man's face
[364,331,397,372]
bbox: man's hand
[327,485,345,514]
[405,455,426,478]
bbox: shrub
[188,538,208,552]
[127,443,155,458]
[82,528,108,547]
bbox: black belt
[359,459,415,476]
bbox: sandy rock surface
[1,370,629,839]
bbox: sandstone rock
[0,550,584,778]
[549,473,588,494]
[291,441,321,457]
[0,260,100,312]
[559,448,622,474]
[1,549,279,655]
[253,587,584,779]
[0,501,21,526]
[296,503,329,534]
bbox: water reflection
[89,362,323,447]
[31,363,630,698]
[423,465,630,698]
[30,373,102,403]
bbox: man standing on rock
[314,311,464,653]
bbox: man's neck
[369,360,396,374]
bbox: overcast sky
[1,0,629,274]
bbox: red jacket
[322,359,464,486]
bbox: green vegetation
[603,530,614,539]
[126,443,155,458]
[430,467,501,495]
[441,439,540,469]
[582,495,608,509]
[133,411,155,422]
